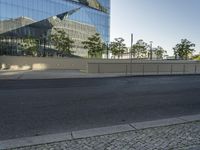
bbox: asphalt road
[0,75,200,141]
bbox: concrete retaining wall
[1,56,200,76]
[88,61,200,75]
[0,56,138,70]
[0,56,88,70]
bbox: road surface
[0,75,200,140]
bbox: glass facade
[0,0,110,57]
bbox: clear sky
[110,0,200,56]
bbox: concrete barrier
[196,64,200,73]
[0,56,144,71]
[88,61,200,76]
[158,64,171,75]
[184,64,196,74]
[172,64,184,74]
[1,63,9,70]
[1,56,200,76]
[128,64,144,75]
[100,63,127,73]
[0,56,88,70]
[143,64,158,75]
[0,56,132,71]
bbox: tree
[193,54,200,61]
[154,46,166,59]
[173,39,195,60]
[131,40,148,58]
[82,33,104,58]
[19,37,39,56]
[51,29,74,56]
[110,38,127,59]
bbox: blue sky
[110,0,200,56]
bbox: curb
[0,114,200,149]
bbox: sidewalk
[0,70,126,80]
[14,121,200,150]
[1,114,200,150]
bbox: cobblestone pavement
[12,121,200,150]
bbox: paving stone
[9,121,200,150]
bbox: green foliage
[110,38,127,59]
[19,37,39,56]
[131,40,148,58]
[154,46,166,59]
[82,33,104,58]
[192,55,200,60]
[51,29,74,56]
[173,39,195,60]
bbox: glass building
[0,0,110,57]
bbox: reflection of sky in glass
[0,0,110,42]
